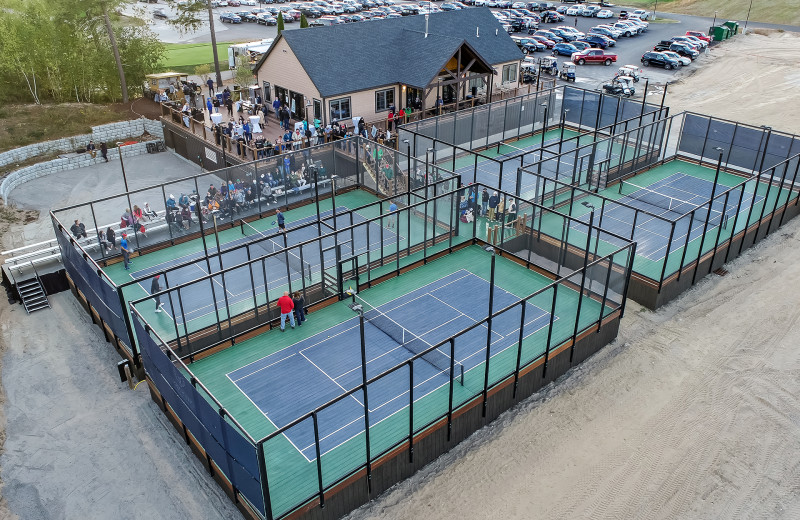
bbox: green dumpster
[710,25,728,41]
[723,21,739,35]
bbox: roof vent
[425,14,429,38]
[476,26,479,38]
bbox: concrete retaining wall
[0,119,164,202]
[0,118,163,168]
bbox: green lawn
[618,0,800,26]
[162,42,234,74]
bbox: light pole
[712,10,718,27]
[481,245,496,417]
[115,141,130,192]
[653,0,658,21]
[744,0,754,30]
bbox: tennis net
[618,180,728,226]
[353,294,464,385]
[497,142,537,165]
[241,220,312,281]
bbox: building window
[313,99,322,121]
[501,64,517,84]
[375,88,394,112]
[330,97,351,121]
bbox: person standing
[481,187,489,216]
[206,78,215,97]
[277,291,295,331]
[120,233,133,270]
[496,197,505,224]
[276,208,286,234]
[488,191,499,221]
[100,142,108,162]
[506,198,517,224]
[70,219,88,239]
[151,274,165,313]
[388,200,398,228]
[292,291,306,326]
[206,97,213,114]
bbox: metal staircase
[16,262,50,314]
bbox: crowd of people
[459,185,518,225]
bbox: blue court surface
[226,270,556,461]
[131,207,403,324]
[455,137,620,199]
[580,173,764,261]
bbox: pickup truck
[571,48,617,65]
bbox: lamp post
[712,10,718,27]
[481,245,496,417]
[115,141,130,192]
[744,0,754,30]
[653,0,658,21]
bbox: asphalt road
[132,1,796,94]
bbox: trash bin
[723,21,739,35]
[711,25,729,41]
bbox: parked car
[659,50,691,66]
[219,11,242,22]
[678,35,708,49]
[257,13,278,24]
[686,30,711,42]
[612,22,638,37]
[671,42,700,59]
[632,9,649,20]
[603,76,636,96]
[549,27,577,41]
[593,25,621,38]
[555,26,584,38]
[570,40,592,52]
[540,10,563,23]
[581,5,601,16]
[534,29,563,42]
[596,9,613,19]
[530,34,556,48]
[552,42,578,56]
[565,5,581,16]
[581,34,614,48]
[641,50,680,69]
[152,7,169,19]
[572,48,617,65]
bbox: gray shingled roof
[257,9,523,98]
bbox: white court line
[299,351,365,408]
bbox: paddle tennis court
[128,206,402,326]
[227,269,554,461]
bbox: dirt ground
[2,30,800,520]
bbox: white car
[659,51,691,67]
[511,1,526,8]
[596,9,613,19]
[556,26,584,38]
[632,9,650,20]
[240,0,256,5]
[565,5,583,16]
[595,24,622,38]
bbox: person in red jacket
[277,291,295,332]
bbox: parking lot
[133,1,727,95]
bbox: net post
[312,412,325,509]
[513,299,527,400]
[408,360,414,463]
[447,337,455,442]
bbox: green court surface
[537,159,798,281]
[185,244,613,517]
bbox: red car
[530,35,556,48]
[686,30,711,43]
[572,48,617,65]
